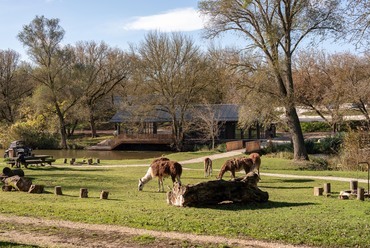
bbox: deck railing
[110,133,173,148]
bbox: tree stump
[28,184,44,194]
[88,158,93,165]
[323,183,331,194]
[350,180,358,192]
[80,188,88,198]
[63,158,67,164]
[55,186,63,195]
[100,190,109,199]
[357,187,365,201]
[70,158,76,165]
[166,172,268,207]
[314,187,323,196]
[96,158,100,164]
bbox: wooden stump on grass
[350,180,358,192]
[357,187,365,201]
[80,188,88,198]
[28,184,44,194]
[100,190,109,199]
[70,158,76,165]
[55,186,63,195]
[323,183,331,194]
[314,187,323,196]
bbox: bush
[301,122,331,132]
[6,118,60,149]
[316,134,343,154]
[296,156,330,171]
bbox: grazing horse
[217,157,254,180]
[249,153,261,177]
[204,157,212,177]
[138,159,182,192]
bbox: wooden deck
[88,133,173,150]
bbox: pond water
[0,149,169,161]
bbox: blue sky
[0,0,357,61]
[0,0,223,60]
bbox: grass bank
[1,152,369,247]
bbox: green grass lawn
[1,152,370,247]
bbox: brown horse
[138,159,182,192]
[204,157,212,177]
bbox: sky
[0,0,357,61]
[0,0,225,60]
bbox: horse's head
[138,178,144,191]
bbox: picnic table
[6,154,56,168]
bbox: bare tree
[192,103,224,150]
[0,49,33,123]
[199,0,343,160]
[295,50,370,131]
[130,31,211,151]
[73,41,130,137]
[18,16,79,149]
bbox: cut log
[28,184,44,194]
[80,188,88,198]
[166,172,268,207]
[314,187,323,196]
[2,175,32,192]
[55,186,63,195]
[100,190,109,199]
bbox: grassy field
[1,152,370,247]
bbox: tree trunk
[89,112,97,138]
[166,172,268,207]
[55,104,68,149]
[285,105,309,160]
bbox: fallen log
[2,175,32,192]
[167,172,268,207]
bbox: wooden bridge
[87,133,173,150]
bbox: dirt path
[0,214,315,248]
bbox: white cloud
[123,8,206,32]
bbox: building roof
[109,104,240,123]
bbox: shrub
[6,117,60,149]
[301,122,331,132]
[339,130,369,170]
[297,156,330,171]
[316,134,343,154]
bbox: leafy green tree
[18,16,79,149]
[199,0,343,160]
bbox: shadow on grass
[261,185,312,189]
[281,179,315,183]
[26,166,106,172]
[194,200,316,210]
[0,241,39,247]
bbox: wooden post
[55,186,63,195]
[96,158,100,164]
[80,188,88,198]
[70,158,76,165]
[357,187,365,201]
[314,187,323,196]
[87,158,93,165]
[63,158,67,164]
[100,190,109,200]
[350,180,358,192]
[28,185,44,194]
[323,183,331,194]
